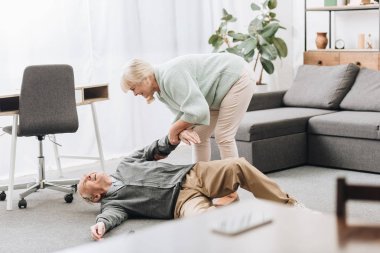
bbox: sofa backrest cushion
[283,64,360,109]
[340,68,380,112]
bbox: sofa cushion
[283,64,360,109]
[308,111,380,140]
[236,107,335,141]
[340,68,380,112]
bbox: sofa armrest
[247,90,287,111]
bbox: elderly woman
[121,53,255,205]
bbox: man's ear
[92,194,102,203]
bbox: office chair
[0,65,79,209]
[336,177,380,218]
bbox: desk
[0,83,109,210]
[58,200,380,253]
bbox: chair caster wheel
[18,199,27,209]
[64,194,73,203]
[0,191,6,201]
[72,184,78,193]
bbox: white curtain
[0,0,293,179]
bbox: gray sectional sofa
[211,63,380,174]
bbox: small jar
[316,32,328,49]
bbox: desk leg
[91,103,105,171]
[51,134,63,178]
[7,115,18,211]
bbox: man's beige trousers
[174,158,297,218]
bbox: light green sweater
[154,53,247,125]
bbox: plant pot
[255,83,269,93]
[316,32,328,49]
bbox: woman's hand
[169,120,193,145]
[179,129,201,145]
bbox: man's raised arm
[128,135,179,161]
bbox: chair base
[19,178,78,199]
[0,178,78,208]
[0,135,80,209]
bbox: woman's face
[130,78,154,99]
[129,75,159,103]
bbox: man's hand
[168,130,180,145]
[90,222,105,241]
[179,129,201,145]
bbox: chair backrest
[18,65,79,136]
[336,177,380,218]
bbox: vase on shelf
[316,32,328,49]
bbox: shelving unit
[304,1,380,50]
[304,1,380,70]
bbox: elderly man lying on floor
[78,131,302,240]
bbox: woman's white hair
[120,59,154,93]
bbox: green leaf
[226,46,243,57]
[221,8,236,22]
[211,37,225,52]
[248,18,263,34]
[257,35,269,46]
[268,0,277,9]
[272,37,288,58]
[244,55,254,63]
[269,12,276,18]
[260,44,278,61]
[208,34,219,45]
[246,48,256,58]
[260,57,275,74]
[229,32,249,42]
[243,48,256,63]
[260,23,280,38]
[238,37,257,54]
[251,3,260,11]
[222,14,232,21]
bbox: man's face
[78,172,108,202]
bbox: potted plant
[208,0,288,85]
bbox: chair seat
[3,125,73,137]
[3,125,43,137]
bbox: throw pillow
[283,64,360,109]
[340,68,380,111]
